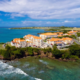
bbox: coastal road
[73,39,80,45]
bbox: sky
[0,0,80,27]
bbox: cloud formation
[0,0,80,19]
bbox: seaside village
[11,30,78,49]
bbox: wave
[39,60,48,65]
[0,61,42,80]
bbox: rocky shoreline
[0,51,77,63]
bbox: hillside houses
[11,38,26,48]
[39,32,58,39]
[11,30,77,48]
[24,34,43,47]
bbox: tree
[27,47,33,56]
[52,46,62,58]
[77,33,80,37]
[69,44,80,57]
[61,50,70,59]
[2,50,11,59]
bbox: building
[47,38,63,45]
[11,38,26,48]
[68,30,77,35]
[47,37,73,46]
[24,34,43,47]
[62,37,74,44]
[39,32,58,39]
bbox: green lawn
[0,44,5,50]
[61,28,80,30]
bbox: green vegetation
[0,44,80,61]
[77,32,80,37]
[52,46,62,58]
[70,35,77,39]
[0,43,5,50]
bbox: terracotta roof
[13,38,25,43]
[62,37,72,41]
[24,34,42,39]
[50,38,62,41]
[20,39,25,42]
[33,36,42,39]
[40,32,57,36]
[24,34,33,38]
[13,38,20,42]
[68,30,77,34]
[67,33,72,36]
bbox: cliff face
[0,55,4,60]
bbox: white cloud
[64,20,76,23]
[21,20,64,26]
[0,0,80,19]
[64,20,71,23]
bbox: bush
[70,35,76,39]
[70,55,79,60]
[13,49,22,58]
[33,48,39,53]
[61,50,70,59]
[43,48,52,54]
[27,47,33,56]
[69,44,80,57]
[2,50,11,59]
[52,46,62,58]
[77,33,80,37]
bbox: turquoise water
[0,28,80,80]
[0,57,80,80]
[0,28,45,43]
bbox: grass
[0,42,12,50]
[61,27,80,30]
[7,42,12,47]
[0,43,5,50]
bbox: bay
[0,27,80,80]
[0,28,45,43]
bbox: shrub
[70,55,79,60]
[27,47,33,56]
[69,44,80,56]
[2,50,11,59]
[52,46,62,58]
[77,33,80,37]
[61,50,70,59]
[70,35,76,39]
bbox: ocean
[0,28,80,80]
[0,57,80,80]
[0,28,45,43]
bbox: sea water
[0,28,45,43]
[0,57,80,80]
[0,28,80,80]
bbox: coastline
[0,52,77,63]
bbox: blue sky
[0,0,80,27]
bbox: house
[47,38,63,45]
[62,37,74,45]
[11,38,27,48]
[68,30,77,35]
[39,32,58,39]
[27,41,33,47]
[24,34,34,41]
[24,34,43,47]
[47,37,73,46]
